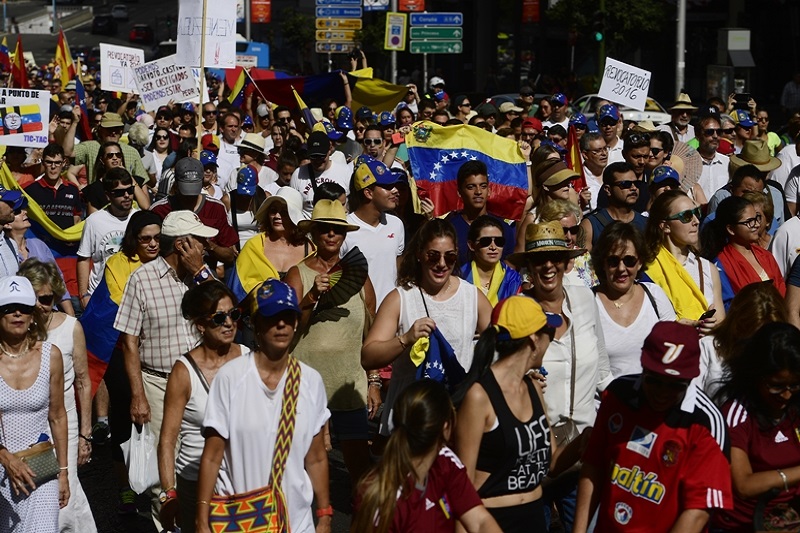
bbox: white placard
[190,68,211,104]
[598,57,651,112]
[99,44,145,94]
[132,55,199,112]
[0,88,51,148]
[175,0,237,68]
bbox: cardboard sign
[598,57,651,112]
[0,88,51,148]
[99,44,145,94]
[176,0,237,68]
[133,55,199,112]
[189,68,212,104]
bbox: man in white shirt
[216,112,242,191]
[770,124,800,189]
[598,104,625,164]
[290,131,352,216]
[656,93,697,143]
[542,92,570,131]
[580,131,608,210]
[696,107,731,200]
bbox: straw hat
[297,199,359,233]
[729,139,781,172]
[668,93,698,112]
[507,221,586,265]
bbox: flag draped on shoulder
[55,30,76,87]
[227,233,280,304]
[406,122,528,220]
[11,36,29,89]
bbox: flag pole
[196,0,208,151]
[243,66,270,106]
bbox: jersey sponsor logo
[626,426,658,458]
[608,412,623,434]
[661,440,682,467]
[425,498,435,510]
[387,233,395,239]
[614,502,633,525]
[775,430,789,443]
[610,464,666,504]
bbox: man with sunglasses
[518,85,536,117]
[290,131,352,217]
[657,93,698,143]
[498,102,523,130]
[542,92,570,132]
[598,104,626,164]
[695,106,731,200]
[574,322,731,533]
[200,103,218,136]
[582,162,646,250]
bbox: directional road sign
[409,27,463,39]
[410,40,463,54]
[315,42,356,53]
[316,18,363,29]
[316,6,362,18]
[315,0,360,4]
[316,30,356,41]
[409,12,462,26]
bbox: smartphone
[391,132,405,145]
[698,309,717,321]
[733,93,751,110]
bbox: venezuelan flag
[74,76,93,141]
[0,105,43,135]
[566,125,585,192]
[292,85,316,131]
[349,68,408,113]
[0,38,10,73]
[55,30,76,87]
[227,234,280,304]
[406,122,528,220]
[11,36,29,89]
[226,67,250,108]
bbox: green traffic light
[594,31,603,42]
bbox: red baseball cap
[522,117,543,132]
[640,322,701,379]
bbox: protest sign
[100,44,145,94]
[189,68,212,104]
[133,55,199,112]
[175,0,237,68]
[598,57,651,112]
[0,88,51,148]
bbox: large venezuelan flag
[226,67,250,108]
[406,122,528,220]
[227,233,279,304]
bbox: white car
[571,94,671,125]
[111,4,129,21]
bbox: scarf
[645,245,708,320]
[460,261,522,306]
[717,243,786,296]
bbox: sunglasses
[105,152,123,160]
[37,294,55,306]
[649,147,665,157]
[209,308,242,326]
[665,207,702,224]
[105,128,123,135]
[738,125,754,131]
[644,374,690,391]
[606,255,638,268]
[315,223,347,235]
[520,92,534,97]
[612,180,636,190]
[155,134,169,140]
[475,236,506,248]
[573,124,587,131]
[425,250,458,268]
[137,234,161,244]
[460,103,472,107]
[0,304,34,315]
[600,119,618,127]
[110,186,135,198]
[722,127,735,135]
[736,213,762,229]
[562,225,580,236]
[363,138,382,146]
[203,109,218,115]
[766,383,800,395]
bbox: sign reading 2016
[598,57,652,112]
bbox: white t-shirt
[698,152,730,200]
[607,137,625,164]
[770,214,800,277]
[203,353,330,533]
[217,139,240,192]
[340,212,405,306]
[656,123,696,143]
[233,209,258,246]
[78,208,137,294]
[770,147,800,188]
[290,162,352,217]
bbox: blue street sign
[315,0,360,4]
[315,6,362,18]
[409,12,463,26]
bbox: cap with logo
[353,156,401,191]
[0,276,36,307]
[250,279,301,318]
[378,111,396,128]
[732,109,757,128]
[175,158,204,196]
[598,104,620,122]
[550,93,568,106]
[651,165,681,187]
[569,113,588,126]
[307,131,331,158]
[200,150,218,167]
[237,164,258,196]
[640,322,701,379]
[335,106,354,132]
[491,296,562,341]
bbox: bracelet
[59,466,68,471]
[197,500,210,506]
[79,434,93,442]
[368,381,382,389]
[316,505,334,517]
[397,336,407,350]
[778,469,789,492]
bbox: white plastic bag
[120,423,160,494]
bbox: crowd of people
[1,53,800,533]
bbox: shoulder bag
[0,412,59,487]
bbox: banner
[0,88,51,148]
[99,43,145,94]
[133,55,199,112]
[598,57,651,112]
[176,0,237,68]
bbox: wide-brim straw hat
[297,199,359,233]
[507,220,586,265]
[729,139,781,172]
[669,93,698,112]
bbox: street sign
[316,18,363,29]
[409,12,462,26]
[364,0,389,11]
[316,29,356,41]
[315,0,359,4]
[315,6,361,18]
[409,40,462,54]
[384,12,407,51]
[409,27,462,39]
[315,42,356,53]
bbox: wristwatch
[158,488,177,504]
[193,266,213,285]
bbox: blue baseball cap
[732,109,757,128]
[317,120,344,142]
[0,189,26,210]
[569,112,587,126]
[236,164,258,196]
[251,279,300,318]
[242,115,254,127]
[181,102,195,114]
[335,106,354,131]
[378,111,396,128]
[550,93,568,106]
[356,106,373,122]
[353,155,402,191]
[598,104,620,123]
[200,150,217,167]
[651,165,680,187]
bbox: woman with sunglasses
[158,282,243,533]
[460,216,522,306]
[16,259,95,531]
[145,126,173,186]
[644,190,726,330]
[712,322,800,532]
[265,123,287,172]
[285,199,378,487]
[0,275,69,530]
[80,142,150,214]
[538,199,597,288]
[701,195,785,301]
[645,131,674,178]
[591,222,676,377]
[362,219,492,438]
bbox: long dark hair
[397,219,457,289]
[701,195,752,260]
[147,126,173,153]
[715,322,800,429]
[120,210,162,258]
[93,141,124,181]
[352,380,454,533]
[643,189,692,265]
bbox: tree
[279,8,315,71]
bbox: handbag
[208,356,302,533]
[0,412,59,487]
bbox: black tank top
[474,370,551,499]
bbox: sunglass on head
[0,303,34,316]
[475,236,506,249]
[627,133,650,144]
[425,250,458,268]
[612,180,636,190]
[137,234,161,244]
[562,225,580,236]
[155,134,169,140]
[664,207,702,224]
[109,186,135,198]
[644,374,690,391]
[105,151,122,159]
[606,255,638,268]
[363,138,382,146]
[209,308,242,326]
[37,294,55,306]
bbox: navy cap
[0,189,25,210]
[651,165,680,187]
[598,104,620,122]
[251,279,300,318]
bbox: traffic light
[592,11,606,42]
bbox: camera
[348,47,362,61]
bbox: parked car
[570,94,672,125]
[91,14,117,35]
[474,93,551,117]
[111,4,129,21]
[129,24,154,44]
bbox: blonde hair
[17,258,67,300]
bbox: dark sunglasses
[475,236,506,248]
[520,92,534,97]
[600,119,618,127]
[573,124,587,131]
[110,186,135,198]
[209,308,242,326]
[203,109,218,115]
[0,304,34,315]
[644,374,690,391]
[702,128,722,137]
[612,180,636,190]
[363,138,382,146]
[37,294,55,306]
[315,223,348,235]
[137,234,161,244]
[105,128,123,135]
[425,250,458,268]
[665,207,702,224]
[606,255,638,268]
[650,147,664,157]
[155,134,169,140]
[722,127,735,135]
[562,225,580,236]
[738,125,754,131]
[104,151,123,159]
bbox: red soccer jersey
[583,376,732,532]
[151,195,239,248]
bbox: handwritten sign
[175,0,237,68]
[188,68,211,104]
[99,44,145,94]
[598,57,651,112]
[0,89,51,148]
[133,55,199,112]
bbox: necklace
[0,338,30,359]
[610,286,637,309]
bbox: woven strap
[270,357,301,487]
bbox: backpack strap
[270,357,301,486]
[638,282,660,319]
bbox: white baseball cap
[0,276,36,307]
[162,211,219,239]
